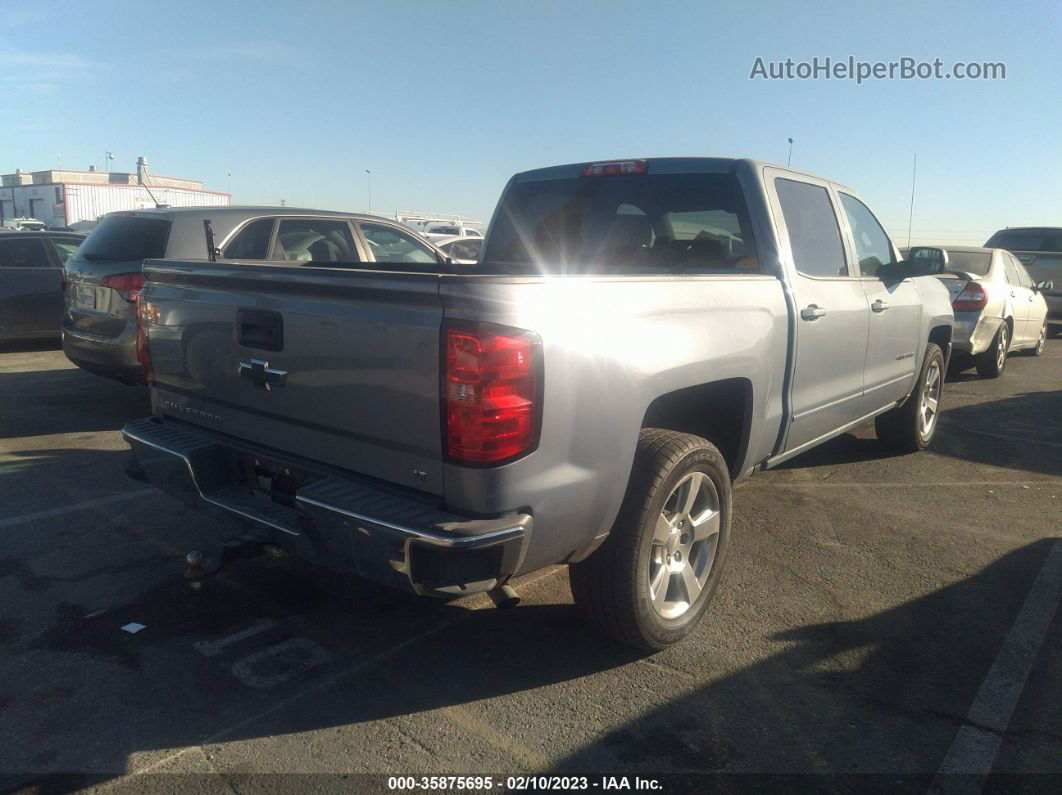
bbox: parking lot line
[120,565,566,779]
[934,539,1062,783]
[0,487,156,529]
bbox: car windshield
[429,226,461,235]
[78,215,171,263]
[984,230,1062,253]
[482,171,757,274]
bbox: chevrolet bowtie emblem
[238,358,288,391]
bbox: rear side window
[1010,255,1034,288]
[223,218,274,259]
[0,237,49,268]
[78,215,171,263]
[838,193,893,276]
[273,219,358,262]
[483,172,758,274]
[985,231,1062,252]
[360,223,437,264]
[775,179,848,277]
[1002,256,1021,286]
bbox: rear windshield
[482,172,757,274]
[78,215,171,263]
[984,230,1062,253]
[945,251,993,275]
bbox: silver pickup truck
[123,158,953,649]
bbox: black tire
[975,321,1009,377]
[1021,320,1047,357]
[875,342,945,453]
[568,429,732,650]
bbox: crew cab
[122,158,953,649]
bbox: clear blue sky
[2,0,1059,244]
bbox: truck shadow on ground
[775,390,1062,478]
[549,537,1061,780]
[6,528,1058,788]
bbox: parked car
[63,207,448,383]
[424,223,482,238]
[1,217,48,231]
[122,157,953,650]
[432,234,482,263]
[984,227,1062,335]
[904,245,1050,377]
[0,230,86,342]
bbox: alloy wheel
[648,471,721,619]
[919,360,941,438]
[997,324,1008,371]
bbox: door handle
[1028,294,1035,302]
[800,305,827,321]
[871,299,889,312]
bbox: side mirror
[1035,280,1054,292]
[905,246,950,272]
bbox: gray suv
[63,207,447,383]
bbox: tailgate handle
[237,309,283,352]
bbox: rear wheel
[1021,320,1046,356]
[875,342,944,453]
[568,429,731,650]
[975,322,1009,378]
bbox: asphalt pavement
[1,338,1059,792]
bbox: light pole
[227,171,232,196]
[787,138,793,166]
[105,151,114,172]
[365,169,372,214]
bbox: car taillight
[952,282,987,312]
[444,325,539,463]
[135,294,156,383]
[580,159,647,176]
[101,272,145,302]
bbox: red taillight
[101,272,145,302]
[135,294,155,383]
[952,282,987,312]
[445,326,539,463]
[580,159,647,177]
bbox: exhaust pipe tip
[487,583,520,609]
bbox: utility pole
[280,198,286,207]
[787,138,793,166]
[906,153,918,248]
[227,171,232,196]
[365,169,372,214]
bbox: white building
[0,156,230,229]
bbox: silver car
[984,227,1062,334]
[63,207,449,383]
[906,245,1051,377]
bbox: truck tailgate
[142,260,445,495]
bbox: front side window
[774,179,848,277]
[360,223,437,264]
[0,237,49,268]
[273,219,357,262]
[223,218,274,259]
[484,172,758,274]
[442,238,482,260]
[839,193,893,277]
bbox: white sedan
[906,245,1051,377]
